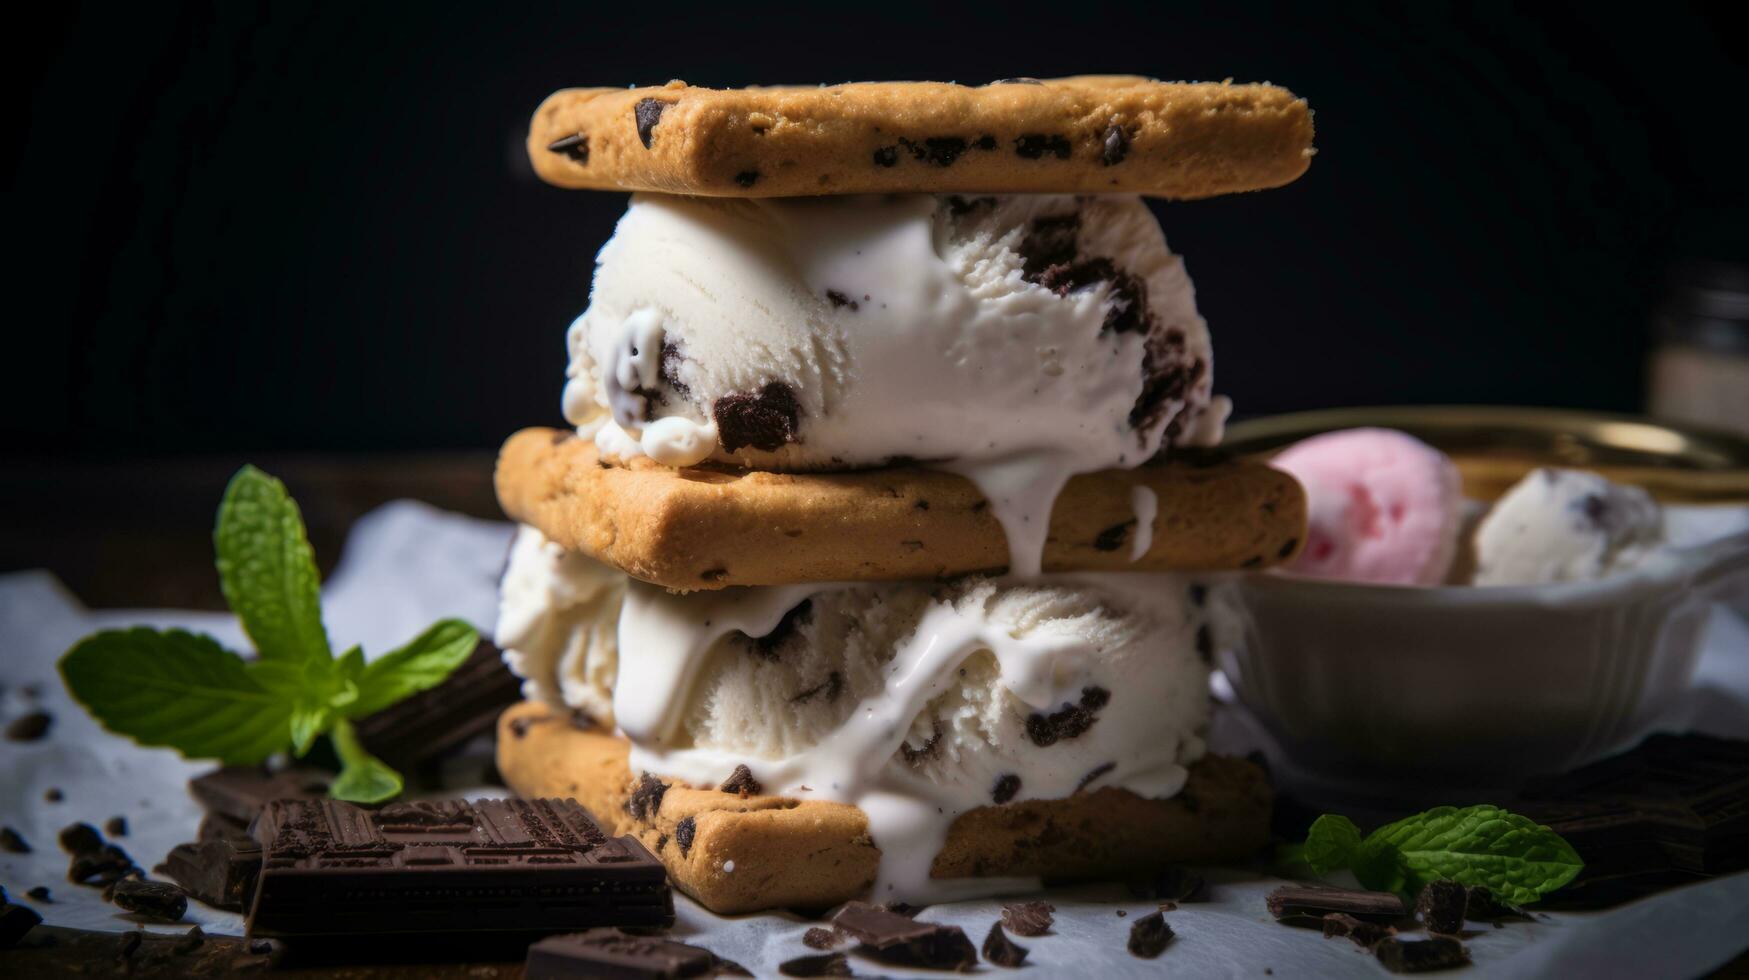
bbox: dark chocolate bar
[525,928,719,979]
[353,639,521,774]
[1515,733,1749,908]
[189,767,330,826]
[247,798,671,940]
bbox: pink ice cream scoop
[1270,428,1463,586]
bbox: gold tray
[1223,405,1749,503]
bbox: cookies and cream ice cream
[1473,467,1667,586]
[497,524,1233,900]
[564,192,1225,574]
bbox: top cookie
[528,76,1313,199]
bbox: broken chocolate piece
[982,921,1029,967]
[626,772,669,821]
[0,896,41,948]
[0,827,29,853]
[803,926,843,950]
[1267,885,1407,922]
[1024,686,1111,746]
[188,767,329,826]
[1375,937,1470,973]
[1126,866,1207,903]
[162,837,262,911]
[1127,910,1174,958]
[779,952,851,977]
[719,764,762,797]
[527,928,719,979]
[1322,912,1395,949]
[714,381,800,453]
[58,822,103,856]
[832,900,977,971]
[104,816,128,838]
[634,99,670,149]
[1415,880,1467,934]
[5,710,51,741]
[354,639,521,777]
[248,798,672,939]
[1001,900,1054,936]
[110,879,187,922]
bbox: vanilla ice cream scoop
[564,192,1224,575]
[1473,467,1666,586]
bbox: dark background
[6,0,1746,459]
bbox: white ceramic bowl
[1215,407,1749,794]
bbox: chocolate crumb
[172,925,206,955]
[734,170,761,187]
[982,921,1029,967]
[0,828,29,853]
[674,816,696,858]
[104,816,128,838]
[1102,124,1130,166]
[720,764,763,796]
[991,774,1021,805]
[43,788,63,803]
[1375,937,1470,973]
[1415,880,1467,935]
[547,133,589,163]
[624,772,668,821]
[1015,133,1072,159]
[25,886,51,903]
[825,289,860,311]
[110,879,186,923]
[803,926,843,950]
[6,711,51,742]
[780,951,851,976]
[1001,901,1054,936]
[873,146,899,167]
[1127,910,1174,958]
[1092,520,1134,551]
[715,381,800,452]
[58,823,103,856]
[633,98,670,148]
[1075,762,1115,794]
[1024,686,1111,746]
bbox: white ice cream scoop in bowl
[1214,407,1749,793]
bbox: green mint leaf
[214,466,331,665]
[343,620,479,719]
[329,646,364,711]
[1363,805,1584,905]
[59,628,293,765]
[1302,814,1363,876]
[287,703,331,757]
[328,717,402,803]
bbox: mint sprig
[1285,805,1584,906]
[59,466,478,803]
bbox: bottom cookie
[496,701,1272,914]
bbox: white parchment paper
[3,500,1747,977]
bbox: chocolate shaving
[982,921,1029,967]
[1267,885,1407,922]
[625,772,668,821]
[1127,910,1174,958]
[1001,901,1054,936]
[1024,686,1111,746]
[720,764,763,796]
